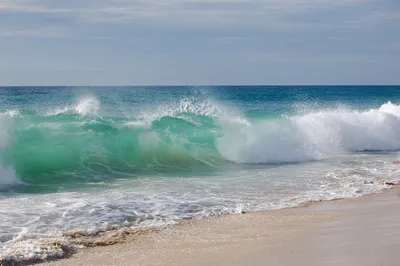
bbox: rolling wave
[1,96,400,188]
[220,101,400,163]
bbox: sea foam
[0,111,21,188]
[218,101,400,164]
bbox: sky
[0,0,399,85]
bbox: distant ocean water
[1,86,400,263]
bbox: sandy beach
[41,186,400,266]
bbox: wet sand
[44,187,400,266]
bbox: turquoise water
[1,86,400,191]
[1,86,400,262]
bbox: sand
[43,187,400,266]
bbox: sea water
[1,86,400,262]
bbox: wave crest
[218,101,400,163]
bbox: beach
[42,186,400,266]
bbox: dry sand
[44,187,400,266]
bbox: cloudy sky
[0,0,399,85]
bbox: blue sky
[0,0,399,85]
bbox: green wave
[1,112,226,189]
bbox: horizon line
[0,84,399,88]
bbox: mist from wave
[219,101,400,163]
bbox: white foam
[0,166,20,188]
[0,111,21,188]
[46,96,100,117]
[124,121,151,130]
[74,96,100,116]
[378,101,400,116]
[218,102,400,164]
[0,110,18,150]
[0,237,74,264]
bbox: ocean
[1,86,400,263]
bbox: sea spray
[46,95,100,117]
[220,102,400,163]
[0,111,20,188]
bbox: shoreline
[33,185,400,266]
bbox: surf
[2,94,400,190]
[219,101,400,163]
[2,86,400,265]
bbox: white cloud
[0,0,393,26]
[79,0,379,28]
[0,29,66,38]
[0,0,398,36]
[245,51,392,64]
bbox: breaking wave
[2,96,400,188]
[220,101,400,163]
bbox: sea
[1,86,400,263]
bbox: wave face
[1,86,400,191]
[1,98,228,190]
